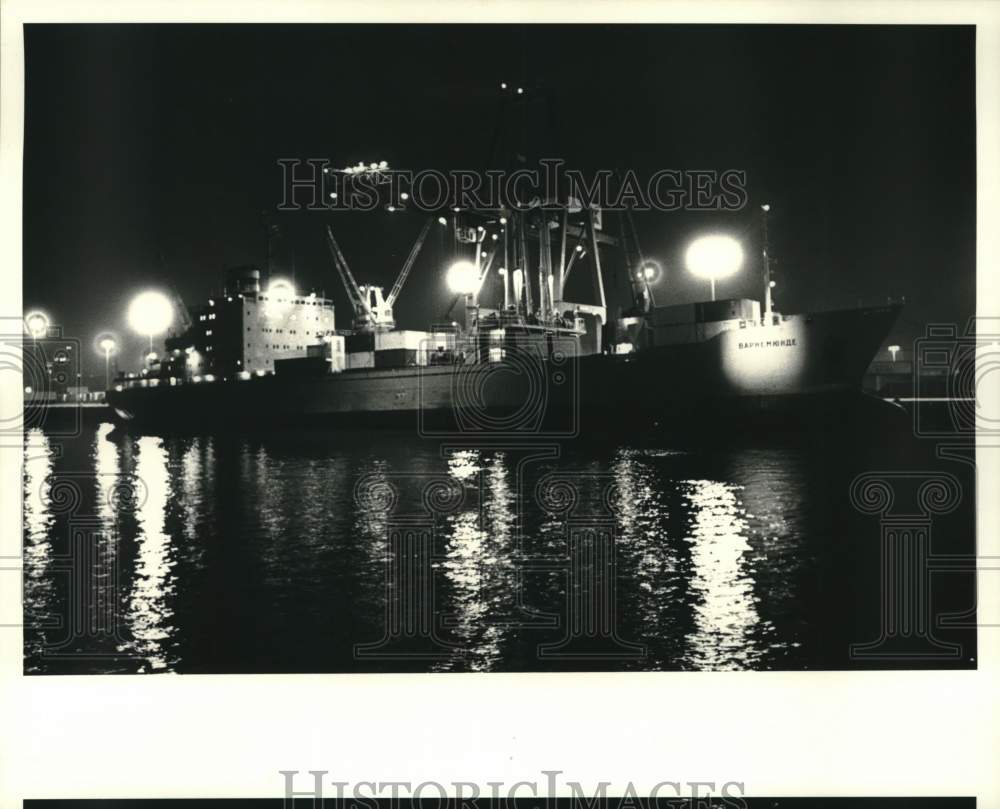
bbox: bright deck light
[446,260,480,295]
[686,235,743,280]
[265,278,296,317]
[127,291,173,343]
[639,260,661,283]
[267,278,296,299]
[685,235,744,300]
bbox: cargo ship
[107,203,902,436]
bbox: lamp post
[889,344,900,363]
[24,310,51,395]
[99,336,117,389]
[25,310,49,341]
[761,204,773,323]
[685,235,744,301]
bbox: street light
[685,235,744,301]
[127,290,173,352]
[24,310,51,396]
[25,310,49,339]
[98,335,117,389]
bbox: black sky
[22,24,975,375]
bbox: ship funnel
[224,266,261,296]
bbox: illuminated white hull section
[719,318,812,396]
[601,303,902,404]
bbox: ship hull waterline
[106,304,903,437]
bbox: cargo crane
[325,217,433,332]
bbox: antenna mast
[761,203,772,324]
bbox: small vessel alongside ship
[106,199,902,435]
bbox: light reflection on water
[610,448,683,670]
[679,479,758,670]
[23,423,843,673]
[126,437,176,671]
[23,429,56,651]
[436,449,521,672]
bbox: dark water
[23,418,976,673]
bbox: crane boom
[386,217,433,308]
[479,241,499,287]
[325,225,371,316]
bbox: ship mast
[761,203,773,324]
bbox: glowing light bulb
[685,235,744,281]
[127,291,173,339]
[25,310,49,338]
[446,261,480,295]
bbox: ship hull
[107,304,901,435]
[587,303,902,404]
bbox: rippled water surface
[23,420,975,673]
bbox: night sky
[22,24,975,377]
